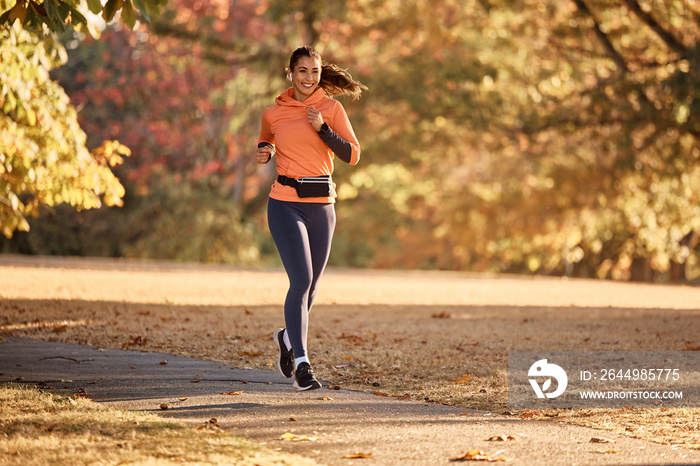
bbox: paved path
[1,337,698,465]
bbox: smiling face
[290,56,321,102]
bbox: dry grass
[1,256,699,450]
[0,383,318,465]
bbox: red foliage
[57,0,278,195]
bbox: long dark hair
[288,46,367,100]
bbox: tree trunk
[629,257,651,282]
[669,261,686,282]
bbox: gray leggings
[267,198,336,360]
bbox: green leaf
[43,0,64,32]
[0,9,13,26]
[131,0,150,23]
[120,0,135,29]
[85,0,102,15]
[102,0,121,23]
[69,6,87,27]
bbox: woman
[256,46,366,391]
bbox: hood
[275,87,326,107]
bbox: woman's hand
[305,106,324,132]
[256,145,273,164]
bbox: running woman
[256,46,366,391]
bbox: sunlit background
[2,0,699,282]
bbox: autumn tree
[459,0,700,280]
[0,22,130,238]
[3,0,697,281]
[313,0,700,281]
[0,0,171,238]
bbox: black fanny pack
[277,175,332,198]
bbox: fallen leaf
[191,379,201,383]
[432,311,452,319]
[487,435,517,441]
[244,308,253,315]
[159,403,168,410]
[159,360,168,365]
[238,350,264,357]
[590,437,615,444]
[52,324,68,333]
[317,396,333,401]
[374,391,392,397]
[685,343,700,351]
[343,452,373,459]
[451,448,513,462]
[339,334,365,346]
[289,417,298,422]
[280,432,316,442]
[123,336,148,348]
[604,449,620,454]
[460,412,470,416]
[220,390,244,396]
[519,411,540,419]
[453,374,474,384]
[199,419,223,431]
[179,397,188,401]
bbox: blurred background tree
[2,0,698,282]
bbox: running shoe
[273,328,294,378]
[293,362,322,391]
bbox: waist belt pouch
[295,176,332,198]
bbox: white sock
[295,356,309,368]
[282,329,292,350]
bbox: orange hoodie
[257,87,360,203]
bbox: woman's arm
[257,109,275,164]
[317,124,354,163]
[322,103,360,165]
[256,142,275,164]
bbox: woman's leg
[267,199,335,362]
[306,203,336,315]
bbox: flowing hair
[288,46,367,100]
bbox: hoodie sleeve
[257,108,275,149]
[322,102,360,165]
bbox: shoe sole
[293,380,322,391]
[273,328,294,378]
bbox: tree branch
[622,0,687,54]
[570,0,664,118]
[572,0,630,72]
[150,20,274,66]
